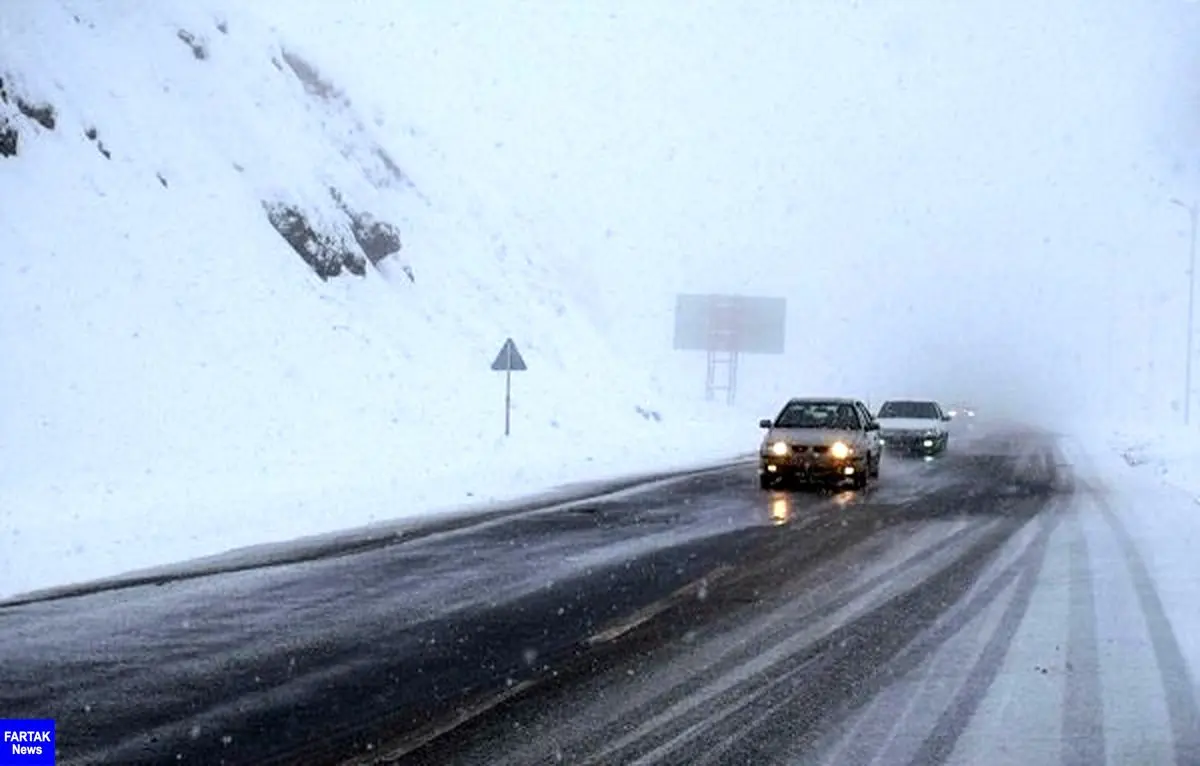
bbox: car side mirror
[867,422,880,431]
[942,415,952,422]
[758,418,773,428]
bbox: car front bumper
[880,433,942,454]
[759,453,861,482]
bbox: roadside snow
[1108,425,1200,502]
[1,422,753,601]
[1062,429,1200,690]
[0,1,759,600]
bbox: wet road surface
[3,427,1197,765]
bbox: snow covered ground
[0,1,757,599]
[1108,425,1200,503]
[1062,428,1200,699]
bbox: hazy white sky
[256,0,1200,423]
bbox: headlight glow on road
[771,497,790,524]
[830,441,852,459]
[770,441,789,456]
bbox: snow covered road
[394,428,1200,766]
[2,425,1198,765]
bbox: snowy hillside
[0,0,751,598]
[262,0,1196,428]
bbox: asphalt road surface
[3,425,1197,765]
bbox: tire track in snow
[1088,481,1200,765]
[572,519,1002,766]
[1061,503,1106,766]
[681,499,1052,766]
[901,503,1061,766]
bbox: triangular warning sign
[490,337,528,371]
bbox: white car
[946,404,977,420]
[946,403,979,433]
[876,399,951,455]
[757,397,883,489]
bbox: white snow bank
[0,0,758,599]
[1105,424,1200,502]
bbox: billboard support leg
[727,351,739,406]
[705,348,737,404]
[705,349,717,401]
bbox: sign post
[490,337,528,436]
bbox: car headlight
[830,441,852,459]
[770,441,789,456]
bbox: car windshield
[878,401,940,419]
[775,402,859,429]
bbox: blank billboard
[673,293,787,354]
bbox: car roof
[879,398,940,404]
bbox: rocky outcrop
[176,29,208,60]
[263,192,412,282]
[0,118,16,158]
[348,212,402,266]
[15,98,55,130]
[329,187,402,266]
[0,75,58,158]
[263,202,366,280]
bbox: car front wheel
[853,462,869,489]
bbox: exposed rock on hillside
[329,187,403,267]
[263,202,366,280]
[0,118,16,158]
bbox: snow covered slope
[0,0,750,598]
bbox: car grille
[883,431,933,444]
[788,444,828,454]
